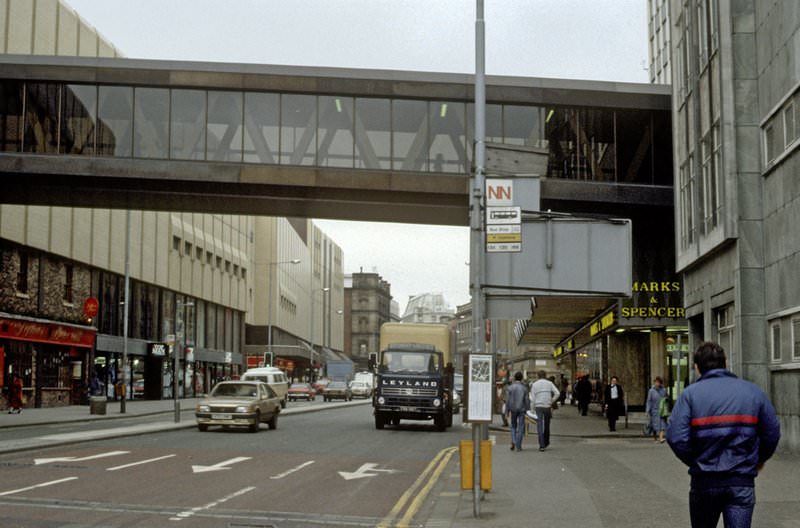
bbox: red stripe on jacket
[691,414,758,426]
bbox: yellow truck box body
[379,323,452,366]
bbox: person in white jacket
[530,371,560,451]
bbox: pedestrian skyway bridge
[0,55,672,226]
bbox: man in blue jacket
[667,341,781,528]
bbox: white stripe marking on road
[269,460,315,479]
[0,477,79,496]
[107,454,177,471]
[169,486,255,521]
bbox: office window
[206,251,212,265]
[64,264,74,303]
[185,241,192,257]
[793,318,800,360]
[16,253,29,293]
[196,246,202,260]
[216,256,222,269]
[173,236,180,252]
[241,267,247,280]
[771,323,781,361]
[225,260,231,273]
[784,103,796,147]
[764,121,777,164]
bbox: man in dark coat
[603,376,625,431]
[575,375,592,416]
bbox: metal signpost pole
[472,0,487,517]
[121,210,131,414]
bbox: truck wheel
[375,413,385,430]
[391,417,400,426]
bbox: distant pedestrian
[505,371,530,452]
[558,377,568,405]
[575,375,592,416]
[603,376,625,432]
[530,370,560,451]
[645,376,667,443]
[667,341,780,528]
[8,374,23,414]
[89,373,102,396]
[495,380,509,427]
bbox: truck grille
[381,387,438,397]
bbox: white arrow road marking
[269,460,315,480]
[34,451,130,465]
[191,456,252,474]
[338,463,401,480]
[0,477,79,496]
[169,486,255,522]
[107,454,176,472]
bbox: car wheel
[281,397,287,409]
[198,424,208,432]
[250,411,260,433]
[268,412,278,430]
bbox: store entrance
[143,356,163,400]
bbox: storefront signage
[148,343,167,356]
[621,280,685,318]
[553,339,573,358]
[0,317,95,348]
[590,311,616,337]
[83,297,99,318]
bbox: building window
[206,251,212,265]
[241,267,247,280]
[793,318,800,360]
[185,241,192,257]
[216,256,222,269]
[64,264,74,303]
[717,304,735,372]
[679,158,695,248]
[196,246,203,260]
[764,122,777,164]
[771,322,781,362]
[700,125,720,233]
[16,253,29,293]
[173,236,180,252]
[225,260,231,273]
[784,103,796,147]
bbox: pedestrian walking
[603,376,625,432]
[558,377,569,405]
[645,376,667,442]
[575,375,592,416]
[666,341,780,528]
[530,370,560,451]
[8,373,23,414]
[495,380,509,427]
[505,371,530,452]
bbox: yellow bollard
[459,440,473,490]
[480,439,492,491]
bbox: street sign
[485,179,513,206]
[486,225,521,252]
[465,354,493,423]
[486,206,521,225]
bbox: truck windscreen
[380,351,440,373]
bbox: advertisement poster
[466,354,493,423]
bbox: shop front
[1,313,96,409]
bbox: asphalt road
[0,403,471,527]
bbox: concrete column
[649,329,667,382]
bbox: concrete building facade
[343,271,392,370]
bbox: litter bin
[89,396,107,415]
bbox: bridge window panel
[133,88,169,159]
[0,80,24,152]
[60,84,97,155]
[318,96,354,168]
[429,101,466,173]
[170,89,206,161]
[243,92,279,164]
[22,83,60,154]
[573,108,616,182]
[354,97,390,170]
[467,103,503,164]
[280,94,317,166]
[503,105,545,149]
[97,86,133,157]
[615,109,654,184]
[392,99,428,172]
[207,91,243,162]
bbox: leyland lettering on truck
[372,322,454,432]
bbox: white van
[240,367,289,408]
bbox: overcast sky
[66,0,649,314]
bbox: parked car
[323,381,352,402]
[349,381,372,399]
[452,373,464,414]
[312,378,330,395]
[240,367,289,408]
[195,381,280,433]
[287,382,316,401]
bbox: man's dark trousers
[535,406,552,449]
[689,486,755,528]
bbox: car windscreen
[380,351,440,373]
[211,383,258,398]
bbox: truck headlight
[433,398,441,407]
[197,405,210,412]
[235,406,249,413]
[377,396,385,405]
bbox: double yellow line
[377,445,458,528]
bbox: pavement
[1,400,798,527]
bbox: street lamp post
[309,286,330,381]
[266,259,301,366]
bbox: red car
[287,383,316,401]
[312,379,330,395]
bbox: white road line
[269,460,315,480]
[107,454,177,471]
[169,486,255,522]
[0,477,79,496]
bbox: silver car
[195,381,280,433]
[349,381,373,399]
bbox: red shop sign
[0,317,96,348]
[83,297,99,318]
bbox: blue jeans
[509,410,525,450]
[689,486,755,528]
[535,406,552,448]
